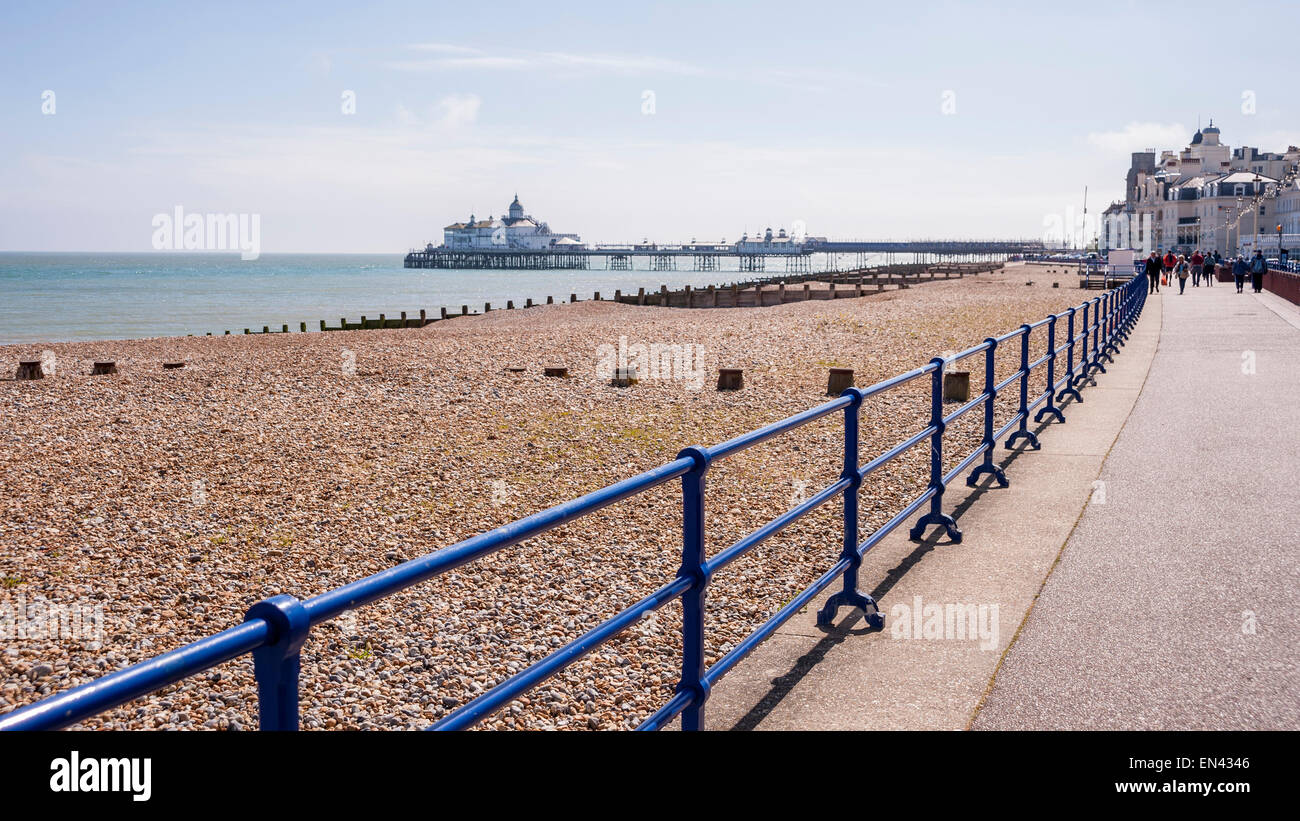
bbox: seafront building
[1102,123,1300,257]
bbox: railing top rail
[947,340,994,363]
[707,394,852,461]
[0,620,271,732]
[859,361,939,400]
[992,326,1026,344]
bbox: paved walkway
[705,287,1163,730]
[974,283,1300,729]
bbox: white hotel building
[1103,125,1300,257]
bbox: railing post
[818,388,885,628]
[1005,326,1041,450]
[967,338,1008,488]
[1035,315,1065,424]
[1087,296,1108,375]
[1115,285,1130,343]
[675,446,712,731]
[245,594,311,731]
[1058,308,1083,403]
[1072,302,1092,388]
[1129,275,1144,332]
[1103,293,1110,353]
[1103,289,1121,356]
[909,358,962,542]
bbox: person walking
[1206,251,1216,286]
[1190,249,1204,286]
[1232,255,1248,293]
[1175,254,1190,294]
[1144,251,1162,294]
[1250,250,1268,293]
[1162,250,1176,286]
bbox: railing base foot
[1005,429,1041,450]
[967,462,1009,488]
[816,590,885,629]
[1034,405,1065,424]
[908,511,962,543]
[1057,385,1083,403]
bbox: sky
[1,0,1296,252]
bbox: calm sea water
[0,252,898,344]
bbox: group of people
[1143,249,1269,295]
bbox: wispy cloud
[385,56,534,71]
[536,51,704,76]
[383,46,705,76]
[395,94,482,129]
[433,94,481,128]
[381,44,880,94]
[406,43,483,54]
[1087,121,1189,153]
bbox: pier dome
[440,195,582,250]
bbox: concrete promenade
[706,287,1163,730]
[974,282,1300,730]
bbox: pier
[404,239,1047,271]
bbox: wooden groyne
[206,261,1002,336]
[620,262,999,309]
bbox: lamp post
[1253,174,1261,245]
[1236,196,1244,255]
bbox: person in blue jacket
[1232,256,1248,293]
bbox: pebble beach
[1,263,1091,730]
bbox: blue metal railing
[0,274,1148,732]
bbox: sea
[0,252,899,345]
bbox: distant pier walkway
[708,282,1299,731]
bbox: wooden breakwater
[206,261,1002,335]
[612,261,1001,308]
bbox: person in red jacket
[1162,251,1176,284]
[1190,250,1204,286]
